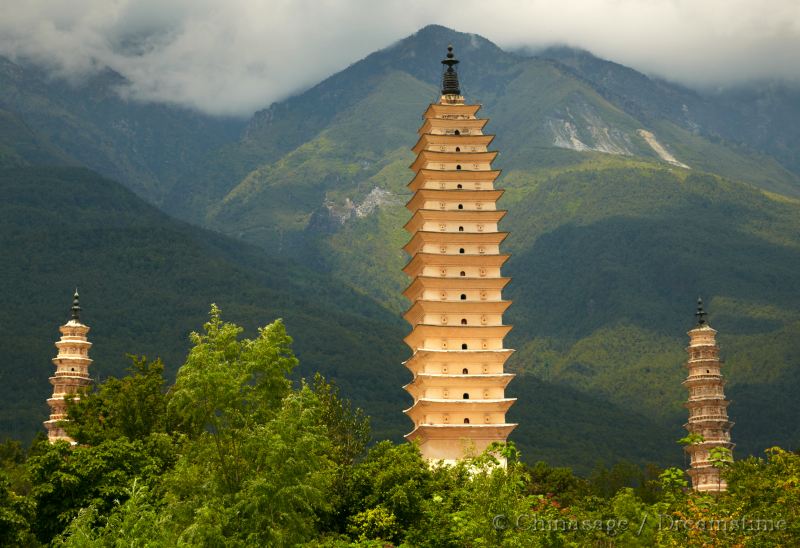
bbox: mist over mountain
[1,24,799,471]
[2,2,799,115]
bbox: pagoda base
[406,423,516,464]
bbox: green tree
[167,305,297,492]
[66,356,169,445]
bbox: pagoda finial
[695,297,707,326]
[441,45,461,95]
[71,289,81,321]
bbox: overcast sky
[1,0,798,116]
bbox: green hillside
[0,165,684,472]
[0,166,409,443]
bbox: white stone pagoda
[402,46,516,464]
[44,290,93,443]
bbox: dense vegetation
[1,310,797,546]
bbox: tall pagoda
[402,46,516,464]
[683,298,735,491]
[44,290,93,443]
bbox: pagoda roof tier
[403,348,514,372]
[55,339,92,347]
[52,356,93,365]
[408,169,501,191]
[404,373,515,392]
[412,134,494,155]
[404,398,516,421]
[684,399,731,409]
[682,440,735,450]
[685,420,735,431]
[406,189,504,212]
[404,324,513,350]
[46,397,82,405]
[422,103,482,119]
[49,375,91,383]
[410,150,498,172]
[403,253,510,277]
[404,209,506,233]
[403,231,508,255]
[419,117,488,135]
[406,423,517,442]
[404,300,512,323]
[685,395,730,404]
[403,276,511,302]
[682,375,726,386]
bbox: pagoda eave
[402,276,511,301]
[405,188,504,212]
[422,103,481,119]
[403,348,514,372]
[410,150,498,172]
[408,169,501,191]
[419,117,488,135]
[404,325,513,350]
[404,373,515,392]
[412,133,494,155]
[405,423,516,442]
[402,253,510,277]
[403,209,506,232]
[404,299,512,322]
[402,231,509,255]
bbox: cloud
[1,0,798,116]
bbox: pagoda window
[463,418,470,424]
[458,204,464,209]
[454,130,461,135]
[461,319,467,325]
[460,271,466,277]
[461,343,468,349]
[457,183,463,189]
[460,294,467,300]
[459,226,464,231]
[463,393,470,399]
[456,165,462,170]
[462,368,469,374]
[459,248,465,254]
[455,146,461,152]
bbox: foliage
[66,356,169,445]
[0,310,797,545]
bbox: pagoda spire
[44,291,94,444]
[695,297,707,325]
[71,288,81,321]
[402,48,516,465]
[682,299,735,492]
[441,45,461,96]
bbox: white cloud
[1,0,798,116]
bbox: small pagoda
[682,298,735,491]
[402,46,516,464]
[44,290,93,443]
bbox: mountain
[194,25,800,460]
[0,57,245,203]
[537,46,800,178]
[2,24,799,470]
